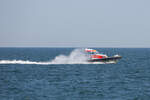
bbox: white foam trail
[0,49,115,65]
[0,60,50,65]
[0,49,89,65]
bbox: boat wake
[0,49,115,65]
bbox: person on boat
[85,48,107,59]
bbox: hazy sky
[0,0,150,47]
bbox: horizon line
[0,46,150,48]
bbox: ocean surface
[0,48,150,100]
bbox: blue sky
[0,0,150,47]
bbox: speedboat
[85,48,122,63]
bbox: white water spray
[49,49,88,64]
[0,49,91,65]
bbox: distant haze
[0,0,150,47]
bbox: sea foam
[0,49,89,65]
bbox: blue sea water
[0,48,150,100]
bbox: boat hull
[87,56,122,63]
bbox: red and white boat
[85,48,122,63]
